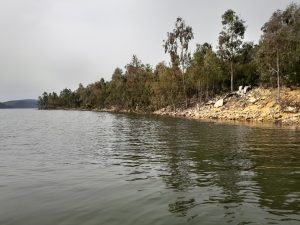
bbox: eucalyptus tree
[123,55,154,111]
[108,68,124,108]
[153,65,183,111]
[38,92,49,109]
[163,17,194,108]
[188,43,223,102]
[59,88,73,108]
[235,42,259,87]
[256,3,300,100]
[218,9,245,92]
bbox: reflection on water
[0,109,299,225]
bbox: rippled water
[0,109,299,225]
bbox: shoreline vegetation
[38,4,300,126]
[44,87,300,127]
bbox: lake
[0,109,299,225]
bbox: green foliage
[218,9,246,91]
[163,17,194,108]
[121,55,154,111]
[235,42,259,87]
[187,43,224,101]
[38,3,300,111]
[256,3,300,87]
[152,63,183,110]
[163,17,194,72]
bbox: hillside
[0,102,9,108]
[0,99,38,108]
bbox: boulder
[214,99,224,108]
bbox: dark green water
[0,109,299,225]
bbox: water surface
[0,109,299,225]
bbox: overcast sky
[0,0,299,101]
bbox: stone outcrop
[154,87,300,126]
[214,99,224,108]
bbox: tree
[59,88,73,108]
[235,42,259,87]
[108,68,124,108]
[163,17,194,108]
[188,43,224,102]
[218,9,245,92]
[256,3,300,100]
[152,65,183,111]
[38,92,49,109]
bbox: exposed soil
[154,87,300,126]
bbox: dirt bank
[154,87,300,126]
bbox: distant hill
[0,102,9,109]
[0,99,38,108]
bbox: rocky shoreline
[64,87,300,127]
[153,87,300,126]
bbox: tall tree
[218,9,245,92]
[188,43,223,102]
[235,42,259,87]
[152,65,183,111]
[163,17,194,108]
[256,3,300,100]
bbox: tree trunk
[170,90,176,112]
[276,49,280,102]
[230,60,234,92]
[182,65,188,109]
[198,80,201,104]
[206,73,209,100]
[183,74,187,108]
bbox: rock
[240,102,246,107]
[243,85,251,94]
[248,97,257,103]
[237,86,244,96]
[274,114,282,119]
[236,85,251,96]
[206,100,214,105]
[283,106,298,113]
[214,99,224,108]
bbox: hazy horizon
[1,0,300,101]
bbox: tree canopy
[218,9,245,92]
[39,3,300,111]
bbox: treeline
[38,3,300,111]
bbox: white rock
[283,106,297,113]
[214,99,224,108]
[248,97,257,103]
[243,85,251,94]
[237,86,244,96]
[206,100,214,105]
